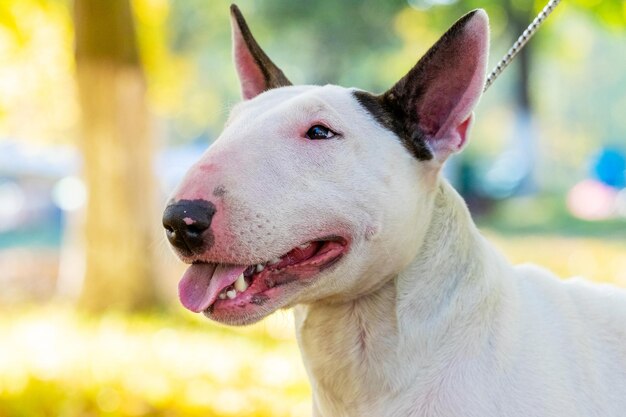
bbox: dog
[162,5,626,416]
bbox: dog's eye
[305,125,336,140]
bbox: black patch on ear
[353,10,483,162]
[353,90,433,161]
[230,4,291,90]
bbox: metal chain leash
[484,0,562,92]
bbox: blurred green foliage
[1,0,625,151]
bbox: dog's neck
[294,180,511,417]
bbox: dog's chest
[294,300,404,415]
[292,283,501,417]
[292,287,471,417]
[294,303,500,417]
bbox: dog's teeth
[298,243,310,250]
[234,273,248,292]
[219,293,226,300]
[256,264,264,273]
[226,290,237,299]
[268,257,281,265]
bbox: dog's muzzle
[162,199,216,255]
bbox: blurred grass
[486,233,626,286]
[1,226,625,417]
[477,194,626,239]
[479,195,626,286]
[0,307,311,417]
[477,194,626,287]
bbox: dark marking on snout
[162,199,216,255]
[213,185,227,197]
[353,90,433,161]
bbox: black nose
[162,199,216,254]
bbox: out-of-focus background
[0,0,624,415]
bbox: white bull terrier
[163,5,626,416]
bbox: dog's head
[163,5,489,325]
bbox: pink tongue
[178,263,247,313]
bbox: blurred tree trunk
[501,0,538,194]
[74,0,159,311]
[506,3,533,112]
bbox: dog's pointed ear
[381,10,489,164]
[230,4,291,100]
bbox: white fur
[173,83,626,416]
[296,180,626,417]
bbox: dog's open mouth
[178,237,347,314]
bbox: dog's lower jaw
[295,181,511,417]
